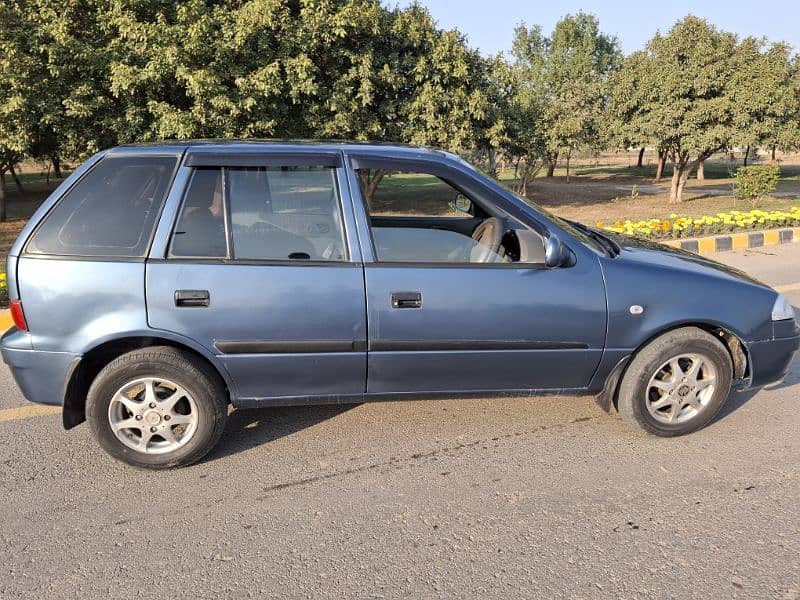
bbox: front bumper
[745,327,800,389]
[1,330,77,406]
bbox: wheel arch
[598,321,749,412]
[63,334,234,430]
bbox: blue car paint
[1,141,798,423]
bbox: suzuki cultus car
[3,142,798,468]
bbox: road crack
[258,415,597,496]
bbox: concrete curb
[662,227,800,256]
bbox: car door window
[170,168,227,258]
[358,169,543,264]
[229,167,347,261]
[169,166,348,261]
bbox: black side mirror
[544,234,574,268]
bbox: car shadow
[715,352,799,423]
[203,403,360,462]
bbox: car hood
[607,233,771,289]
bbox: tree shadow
[203,403,360,462]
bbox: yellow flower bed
[598,207,800,240]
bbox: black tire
[617,327,733,436]
[86,346,228,469]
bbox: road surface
[1,244,799,599]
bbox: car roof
[108,139,458,161]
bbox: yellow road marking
[774,282,800,294]
[0,405,61,423]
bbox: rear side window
[169,166,347,261]
[26,155,177,257]
[228,167,345,261]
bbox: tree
[0,0,39,219]
[610,17,739,203]
[511,13,620,182]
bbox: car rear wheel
[617,327,733,436]
[86,347,227,469]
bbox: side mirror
[544,234,574,268]
[450,193,472,215]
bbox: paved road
[2,245,799,599]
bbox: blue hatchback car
[2,141,798,468]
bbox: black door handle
[175,289,210,307]
[391,291,422,309]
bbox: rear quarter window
[25,155,178,257]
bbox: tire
[86,346,228,469]
[617,327,733,437]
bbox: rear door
[146,149,367,404]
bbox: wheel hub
[677,384,691,397]
[144,410,162,426]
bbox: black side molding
[369,340,589,351]
[215,340,367,354]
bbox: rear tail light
[9,300,28,332]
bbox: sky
[390,0,800,55]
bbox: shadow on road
[204,403,360,462]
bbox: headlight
[771,294,795,321]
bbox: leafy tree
[729,38,799,170]
[511,13,620,182]
[610,17,740,202]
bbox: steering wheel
[471,217,504,261]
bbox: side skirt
[232,387,593,410]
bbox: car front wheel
[86,347,228,469]
[617,327,733,436]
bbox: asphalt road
[2,244,800,599]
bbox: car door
[347,152,607,395]
[146,149,367,404]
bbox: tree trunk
[0,170,7,222]
[52,156,63,179]
[655,151,666,182]
[9,164,25,196]
[565,151,572,184]
[636,147,645,168]
[545,153,557,178]
[669,165,681,203]
[485,148,498,179]
[743,145,750,167]
[771,145,776,161]
[358,169,387,206]
[669,155,698,203]
[696,157,705,181]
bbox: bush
[735,165,780,207]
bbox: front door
[147,151,367,403]
[348,157,607,395]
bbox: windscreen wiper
[567,220,620,257]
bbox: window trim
[166,164,352,264]
[22,153,181,260]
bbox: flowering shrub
[598,207,800,240]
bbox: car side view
[2,141,798,469]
